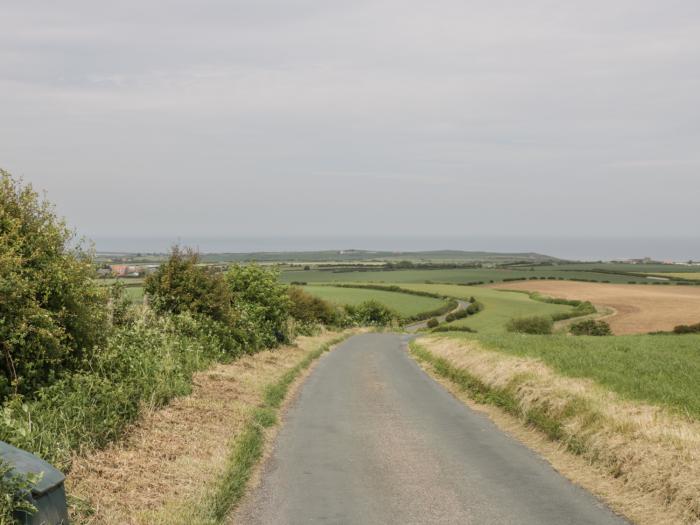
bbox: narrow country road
[235,334,628,525]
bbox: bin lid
[0,441,65,497]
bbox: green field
[647,272,700,281]
[302,285,448,318]
[282,267,652,285]
[397,284,572,333]
[124,286,145,303]
[441,331,700,418]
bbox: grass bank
[195,333,352,524]
[67,331,354,524]
[448,332,700,418]
[410,335,700,525]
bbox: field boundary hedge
[312,283,458,323]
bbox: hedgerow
[506,316,553,335]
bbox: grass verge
[186,334,351,524]
[410,336,700,525]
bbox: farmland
[397,284,574,332]
[301,285,449,318]
[492,280,700,334]
[440,331,700,418]
[281,266,653,285]
[649,272,700,281]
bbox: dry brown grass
[416,336,700,525]
[491,280,700,334]
[67,331,346,524]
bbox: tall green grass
[0,312,230,470]
[446,332,700,419]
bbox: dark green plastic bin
[1,441,69,524]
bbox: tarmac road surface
[235,333,628,525]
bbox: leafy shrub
[570,319,612,336]
[403,299,457,323]
[430,325,476,333]
[226,264,291,348]
[506,316,553,335]
[0,312,227,470]
[346,300,396,326]
[426,318,439,329]
[145,246,233,323]
[466,301,483,315]
[445,308,469,322]
[673,323,700,334]
[0,460,39,524]
[288,286,339,331]
[0,170,110,397]
[550,301,596,322]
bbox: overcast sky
[1,1,699,250]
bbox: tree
[144,246,232,323]
[226,264,291,347]
[0,170,110,395]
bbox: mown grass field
[440,331,700,419]
[396,284,572,332]
[302,285,448,317]
[281,267,652,285]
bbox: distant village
[97,264,160,279]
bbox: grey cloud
[0,0,699,245]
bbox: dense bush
[346,300,396,326]
[288,286,339,331]
[673,323,700,334]
[226,264,291,348]
[145,246,233,323]
[0,311,228,470]
[466,301,483,315]
[550,301,596,322]
[430,325,476,333]
[403,299,457,323]
[569,319,612,336]
[426,318,439,329]
[506,316,553,335]
[445,309,468,322]
[0,171,111,397]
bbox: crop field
[281,267,651,285]
[302,285,448,317]
[560,263,700,274]
[493,280,700,334]
[442,331,700,419]
[392,283,573,332]
[648,272,700,281]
